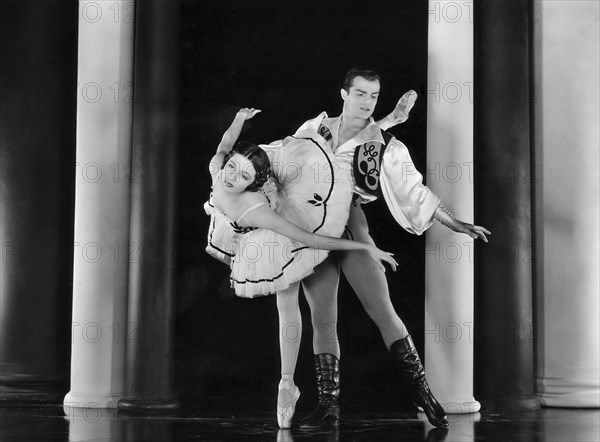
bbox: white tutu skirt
[205,132,352,298]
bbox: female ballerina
[204,107,398,428]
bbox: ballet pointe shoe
[277,377,300,429]
[388,90,418,126]
[276,429,294,442]
[299,353,340,428]
[389,336,449,428]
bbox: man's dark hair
[342,67,381,92]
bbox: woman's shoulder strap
[235,202,269,224]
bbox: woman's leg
[277,282,302,375]
[276,282,302,428]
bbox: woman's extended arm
[209,108,261,175]
[243,205,398,272]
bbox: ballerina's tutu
[205,131,352,298]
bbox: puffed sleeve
[380,139,440,235]
[259,112,329,158]
[258,138,284,155]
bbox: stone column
[473,0,539,411]
[533,0,599,408]
[0,0,77,402]
[425,0,479,414]
[117,0,181,412]
[63,0,135,408]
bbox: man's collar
[324,115,384,146]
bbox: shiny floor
[0,404,598,441]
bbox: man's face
[341,76,380,120]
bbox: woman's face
[221,153,257,193]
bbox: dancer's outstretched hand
[367,245,398,272]
[453,220,491,242]
[237,107,261,120]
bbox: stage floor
[0,403,598,441]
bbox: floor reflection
[540,408,600,442]
[0,405,597,441]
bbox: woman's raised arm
[209,108,261,176]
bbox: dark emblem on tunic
[230,222,257,234]
[353,141,385,196]
[307,193,324,207]
[318,124,332,141]
[352,130,393,197]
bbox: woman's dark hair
[221,141,271,192]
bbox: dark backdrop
[175,0,429,413]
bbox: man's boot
[299,353,340,427]
[389,336,449,428]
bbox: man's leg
[341,203,448,428]
[341,202,408,347]
[298,256,341,427]
[337,249,408,348]
[302,256,341,357]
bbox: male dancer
[295,68,490,428]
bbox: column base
[478,396,541,414]
[0,370,65,385]
[0,383,66,405]
[537,371,600,408]
[538,393,600,408]
[63,404,119,422]
[117,396,181,413]
[63,391,126,408]
[438,397,481,414]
